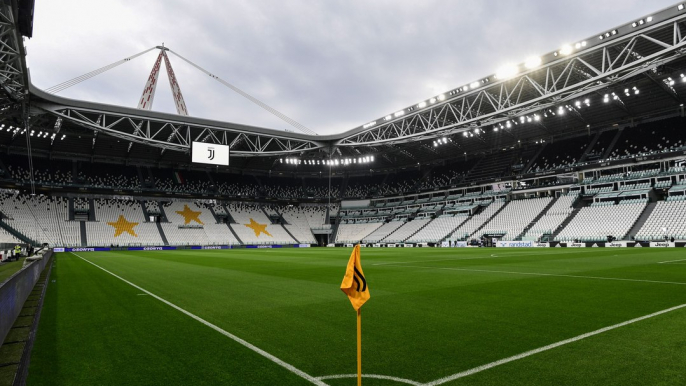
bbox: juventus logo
[353,267,367,293]
[207,148,215,160]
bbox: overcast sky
[26,0,677,135]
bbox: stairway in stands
[625,202,657,240]
[515,196,560,240]
[551,199,587,240]
[0,218,36,245]
[79,221,87,246]
[468,202,509,238]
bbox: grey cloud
[27,0,677,135]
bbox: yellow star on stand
[107,215,139,237]
[244,218,272,237]
[176,204,204,225]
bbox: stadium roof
[3,1,686,174]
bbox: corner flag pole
[340,244,370,386]
[357,308,362,386]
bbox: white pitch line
[316,374,422,385]
[373,256,494,266]
[658,258,686,264]
[70,253,328,386]
[381,264,686,286]
[423,302,686,385]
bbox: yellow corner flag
[340,244,370,386]
[340,244,370,311]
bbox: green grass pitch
[27,248,686,385]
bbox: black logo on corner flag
[207,147,215,160]
[353,266,367,292]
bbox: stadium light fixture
[679,4,684,11]
[495,64,518,80]
[394,111,404,117]
[559,44,573,56]
[463,132,468,137]
[429,97,437,104]
[493,127,499,132]
[524,57,541,69]
[384,115,392,121]
[418,101,427,108]
[469,82,480,90]
[437,94,445,101]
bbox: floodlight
[647,16,653,22]
[418,101,427,108]
[437,94,446,101]
[632,22,637,27]
[494,127,499,132]
[394,111,404,117]
[506,122,511,128]
[463,132,468,137]
[495,64,518,80]
[384,115,392,121]
[534,114,540,121]
[430,98,437,104]
[469,82,480,89]
[679,4,684,11]
[560,44,573,55]
[524,57,541,69]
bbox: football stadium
[2,1,686,385]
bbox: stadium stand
[361,220,406,243]
[635,198,686,240]
[383,217,431,243]
[0,228,20,243]
[406,215,468,243]
[0,193,80,246]
[335,222,383,244]
[528,137,589,172]
[475,197,554,240]
[227,203,296,245]
[162,201,239,245]
[87,199,164,247]
[523,193,579,241]
[608,118,686,160]
[555,200,647,242]
[447,200,506,240]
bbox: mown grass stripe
[71,252,328,386]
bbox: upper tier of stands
[3,116,686,200]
